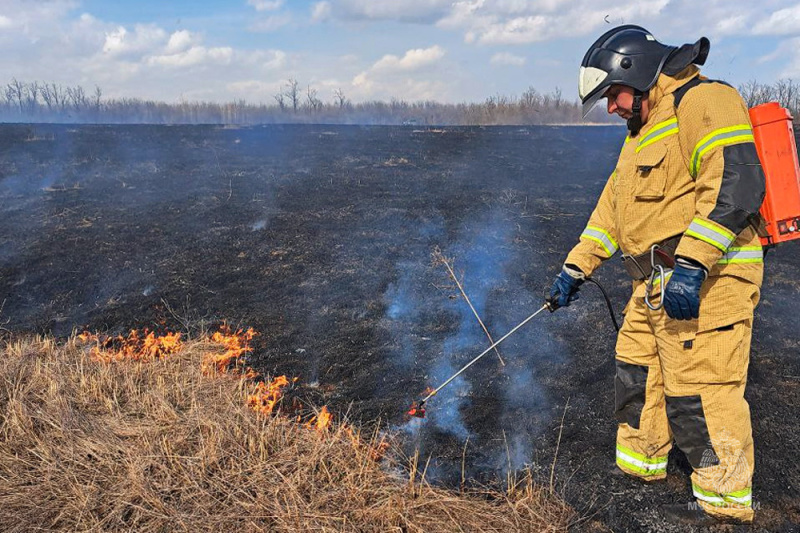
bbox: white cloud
[247,0,284,11]
[769,36,800,77]
[319,0,452,23]
[372,45,445,71]
[714,14,749,36]
[311,1,332,22]
[147,46,234,68]
[102,24,167,58]
[0,15,13,28]
[352,71,372,90]
[248,13,292,32]
[165,30,199,54]
[250,50,289,70]
[474,15,551,45]
[350,45,450,101]
[439,0,672,45]
[0,1,297,103]
[491,52,525,66]
[752,6,800,36]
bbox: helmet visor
[581,86,609,118]
[579,64,610,118]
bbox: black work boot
[662,502,748,525]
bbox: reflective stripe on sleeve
[693,483,752,507]
[651,269,673,287]
[718,246,764,264]
[616,444,668,476]
[580,225,619,257]
[690,124,754,177]
[636,118,678,152]
[685,218,736,251]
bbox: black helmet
[579,25,709,117]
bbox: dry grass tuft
[0,334,575,532]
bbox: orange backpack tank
[749,102,800,246]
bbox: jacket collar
[647,65,701,114]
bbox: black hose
[584,277,621,332]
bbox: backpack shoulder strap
[673,78,732,109]
[671,78,770,246]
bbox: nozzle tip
[407,402,426,418]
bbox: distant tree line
[1,77,798,126]
[738,79,800,117]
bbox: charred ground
[1,124,798,532]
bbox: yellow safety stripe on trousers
[636,118,678,153]
[685,218,737,252]
[693,483,752,507]
[580,225,619,257]
[616,444,668,476]
[718,246,764,264]
[690,124,754,177]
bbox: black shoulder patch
[708,143,767,234]
[673,78,732,109]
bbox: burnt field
[1,123,798,532]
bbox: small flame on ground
[78,325,389,461]
[306,406,332,432]
[201,325,257,376]
[247,375,291,416]
[78,330,182,362]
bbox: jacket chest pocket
[634,143,667,200]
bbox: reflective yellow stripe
[616,444,668,476]
[718,246,764,264]
[636,118,678,152]
[581,225,619,257]
[690,124,754,176]
[693,483,752,507]
[685,218,736,252]
[651,270,673,287]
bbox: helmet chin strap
[627,90,644,136]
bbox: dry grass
[0,334,576,532]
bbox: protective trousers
[614,275,758,522]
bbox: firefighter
[549,25,765,525]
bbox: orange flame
[79,325,351,447]
[201,326,256,376]
[78,329,182,363]
[306,406,332,432]
[247,375,290,416]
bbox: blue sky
[2,1,799,106]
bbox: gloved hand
[547,264,585,311]
[663,257,707,320]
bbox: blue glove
[663,258,707,320]
[547,264,585,311]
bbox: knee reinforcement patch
[665,395,720,469]
[615,360,648,430]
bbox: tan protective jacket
[566,66,765,290]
